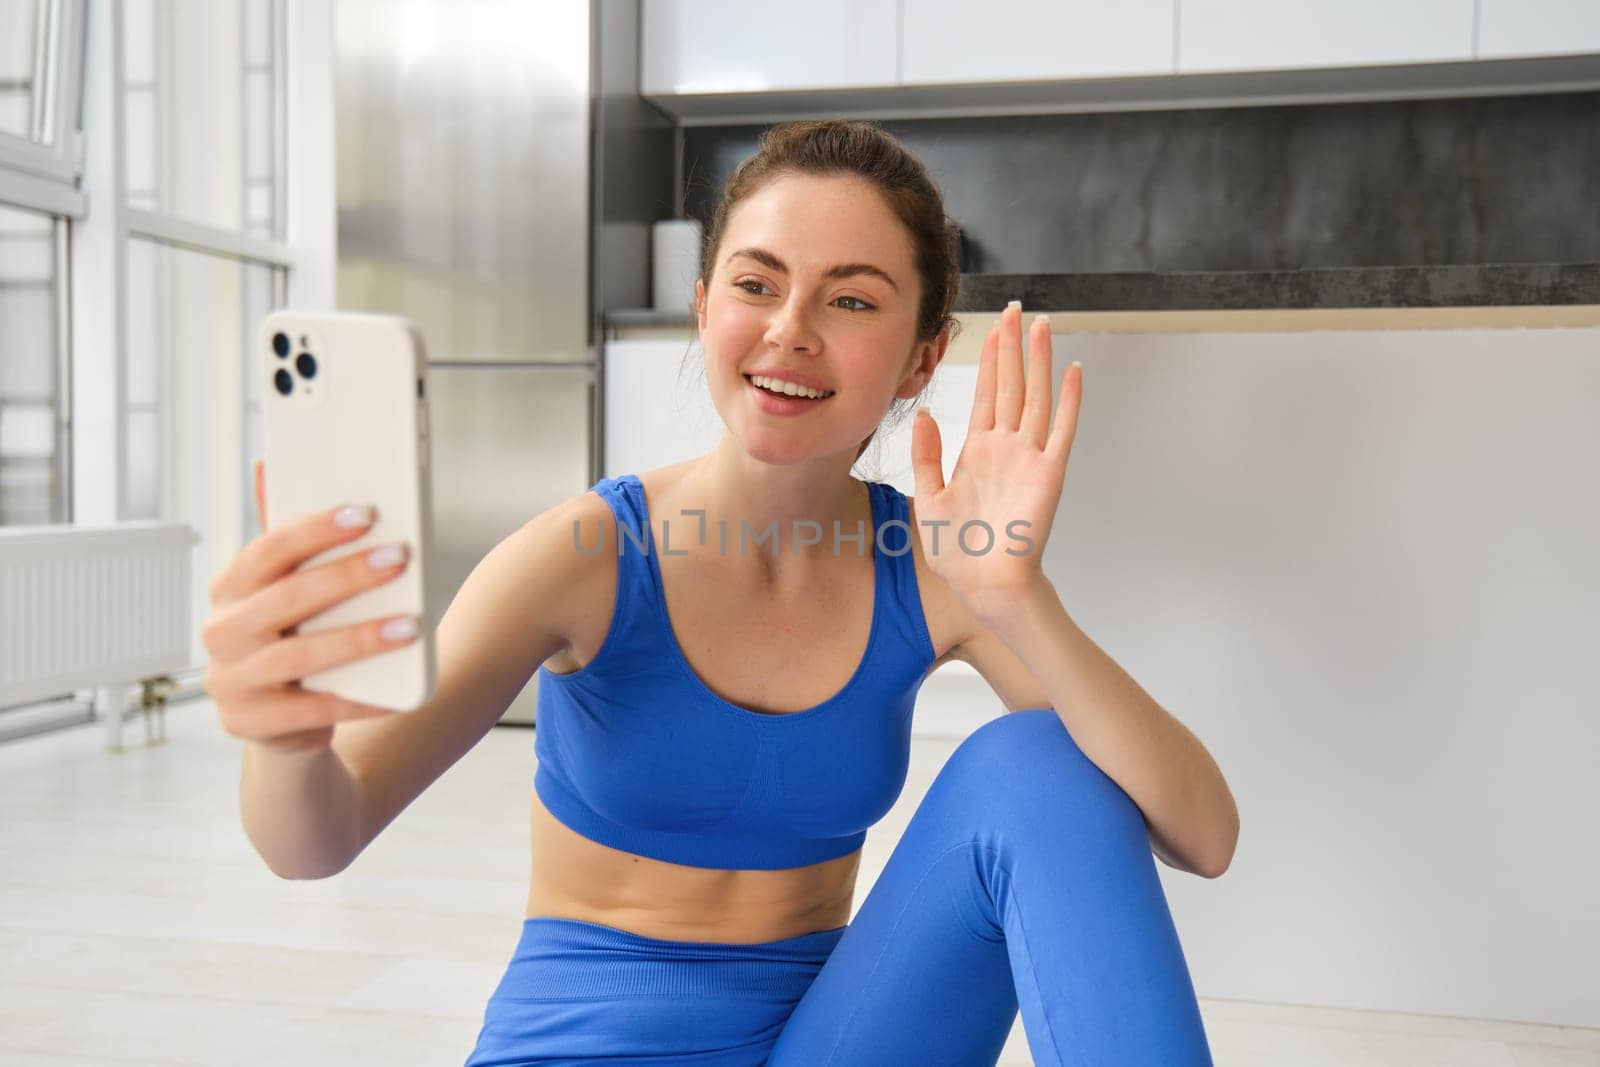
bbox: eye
[731,279,874,312]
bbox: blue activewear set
[464,473,1213,1065]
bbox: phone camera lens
[296,352,317,379]
[272,332,290,358]
[273,367,294,395]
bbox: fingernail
[335,504,374,528]
[381,616,419,642]
[367,544,406,569]
[1035,314,1050,327]
[1006,300,1021,311]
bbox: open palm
[909,302,1082,620]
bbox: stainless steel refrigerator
[332,0,671,724]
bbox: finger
[212,502,376,608]
[969,323,999,435]
[209,535,407,661]
[234,610,420,692]
[218,689,393,743]
[910,407,945,498]
[994,301,1024,431]
[1020,314,1053,448]
[1045,361,1083,472]
[254,457,267,529]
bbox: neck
[675,440,871,575]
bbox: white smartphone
[259,309,436,712]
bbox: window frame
[0,0,88,192]
[0,0,88,216]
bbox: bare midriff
[524,789,862,944]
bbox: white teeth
[749,374,833,399]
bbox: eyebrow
[725,246,901,293]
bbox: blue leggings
[464,709,1213,1066]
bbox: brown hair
[683,120,963,469]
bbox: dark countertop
[605,308,695,328]
[605,263,1600,328]
[956,264,1600,312]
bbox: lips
[744,376,834,412]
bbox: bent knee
[948,708,1083,777]
[938,709,1142,825]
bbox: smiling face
[695,172,944,467]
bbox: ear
[695,278,708,334]
[895,324,951,400]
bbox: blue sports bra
[532,473,939,870]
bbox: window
[0,0,83,525]
[0,0,46,140]
[123,0,284,238]
[117,0,291,668]
[1,0,331,693]
[0,202,65,524]
[0,0,87,199]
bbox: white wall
[606,323,1600,1027]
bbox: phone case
[259,310,436,711]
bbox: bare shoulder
[531,486,622,673]
[537,483,618,554]
[902,492,974,668]
[536,463,697,672]
[524,486,619,652]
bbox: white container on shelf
[651,219,703,314]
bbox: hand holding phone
[199,460,416,752]
[236,310,436,712]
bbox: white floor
[1,701,1597,1066]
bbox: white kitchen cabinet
[640,0,1598,122]
[639,0,898,95]
[1478,0,1600,58]
[602,338,724,480]
[901,0,1175,84]
[1178,0,1474,73]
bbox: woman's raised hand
[908,301,1082,622]
[199,458,412,753]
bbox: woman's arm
[240,494,595,877]
[975,578,1239,879]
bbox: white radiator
[0,521,198,746]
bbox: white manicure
[381,616,418,642]
[368,544,406,569]
[336,504,374,528]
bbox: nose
[762,297,820,354]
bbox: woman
[206,121,1234,1065]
